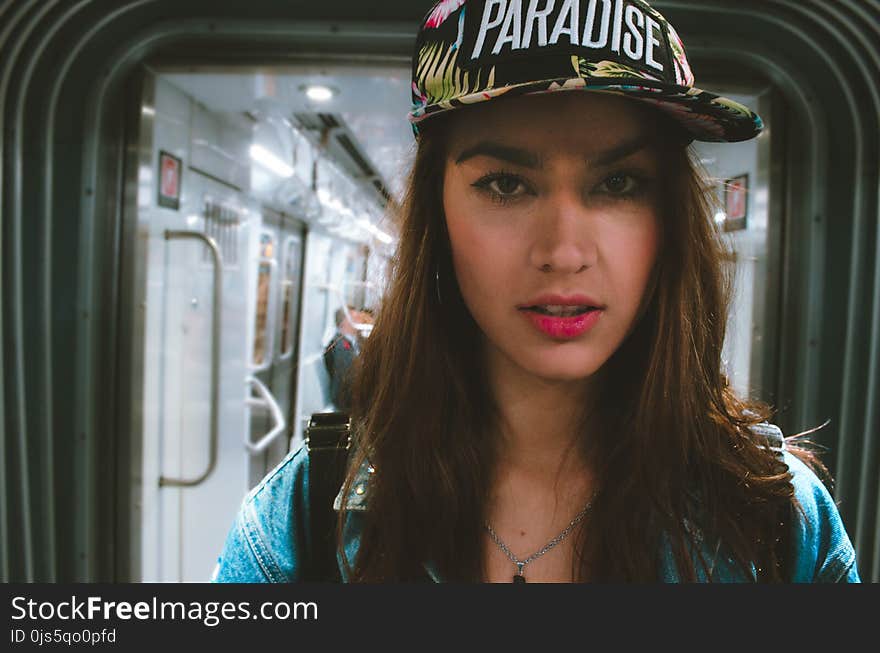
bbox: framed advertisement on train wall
[158,150,182,210]
[723,173,749,232]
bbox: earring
[435,266,443,305]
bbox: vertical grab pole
[159,230,223,488]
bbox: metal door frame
[2,0,877,580]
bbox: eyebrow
[453,136,651,168]
[455,142,540,168]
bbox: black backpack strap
[305,411,352,582]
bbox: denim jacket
[212,423,860,583]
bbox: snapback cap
[410,0,763,142]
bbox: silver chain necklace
[484,497,595,583]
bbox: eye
[491,176,522,195]
[472,172,532,203]
[598,173,640,195]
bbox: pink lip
[520,309,602,339]
[519,293,604,309]
[517,294,605,340]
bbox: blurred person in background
[324,305,360,413]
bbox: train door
[138,74,262,582]
[141,183,256,582]
[246,212,305,487]
[131,63,402,581]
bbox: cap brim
[410,77,763,143]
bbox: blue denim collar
[333,457,444,581]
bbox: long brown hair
[338,104,820,582]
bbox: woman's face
[443,92,663,385]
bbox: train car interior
[133,64,401,580]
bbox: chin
[517,350,607,384]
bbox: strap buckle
[305,412,352,452]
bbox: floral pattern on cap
[424,0,467,29]
[574,57,665,83]
[414,41,497,112]
[410,0,763,143]
[666,23,695,87]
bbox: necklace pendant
[513,573,526,583]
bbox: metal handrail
[159,230,223,488]
[244,375,287,455]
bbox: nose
[528,190,596,274]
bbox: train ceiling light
[249,144,294,178]
[357,218,393,245]
[301,84,337,102]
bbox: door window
[252,231,276,367]
[279,236,301,357]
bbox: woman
[214,0,859,583]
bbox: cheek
[443,181,515,299]
[607,213,661,301]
